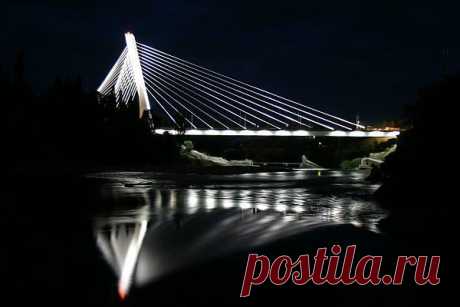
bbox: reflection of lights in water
[292,205,305,213]
[221,190,235,209]
[185,190,202,214]
[205,198,216,210]
[367,222,380,233]
[186,204,200,215]
[187,190,199,207]
[92,171,388,299]
[238,190,250,198]
[264,217,289,232]
[222,199,234,209]
[350,202,363,213]
[239,201,251,210]
[257,215,276,224]
[169,190,177,208]
[275,204,288,212]
[95,205,150,300]
[154,190,162,209]
[204,190,217,210]
[256,204,269,211]
[351,221,362,228]
[283,215,296,222]
[329,204,344,223]
[118,220,148,300]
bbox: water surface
[88,170,386,298]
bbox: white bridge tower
[124,32,151,119]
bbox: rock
[341,145,397,170]
[180,141,253,167]
[298,155,321,168]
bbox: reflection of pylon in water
[95,206,150,300]
[118,287,127,301]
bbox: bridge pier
[125,32,151,119]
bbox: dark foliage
[376,74,454,242]
[4,52,181,175]
[377,74,456,204]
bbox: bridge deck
[154,129,399,138]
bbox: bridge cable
[142,65,246,129]
[144,74,212,129]
[140,54,282,129]
[143,73,226,129]
[140,61,268,128]
[139,43,363,129]
[139,48,317,129]
[143,72,233,129]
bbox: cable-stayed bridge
[97,33,399,138]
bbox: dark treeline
[376,73,454,247]
[4,52,181,175]
[374,74,454,289]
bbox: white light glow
[222,199,234,209]
[349,131,366,137]
[274,130,292,136]
[257,204,269,211]
[125,33,151,118]
[368,131,385,137]
[292,205,305,213]
[152,129,399,138]
[256,130,273,136]
[275,204,288,212]
[239,130,256,136]
[292,130,310,136]
[118,220,148,300]
[329,131,347,137]
[187,191,199,207]
[222,130,237,135]
[239,202,252,209]
[205,198,216,210]
[185,129,203,135]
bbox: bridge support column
[125,32,154,132]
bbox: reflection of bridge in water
[92,171,386,299]
[97,33,399,139]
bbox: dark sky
[3,0,459,123]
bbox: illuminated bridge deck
[154,129,400,138]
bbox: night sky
[4,0,459,123]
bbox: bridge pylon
[125,32,155,132]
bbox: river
[88,170,386,300]
[9,169,420,306]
